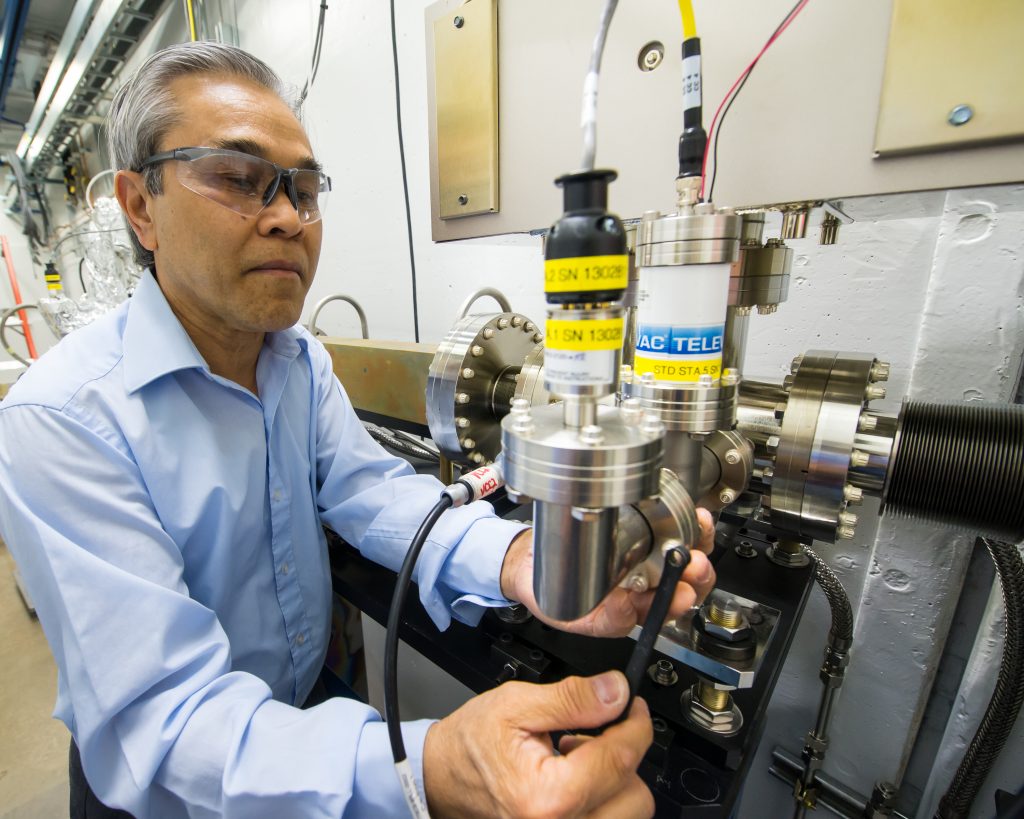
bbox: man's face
[142,73,323,334]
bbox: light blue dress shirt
[0,271,528,817]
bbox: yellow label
[634,355,721,382]
[544,254,629,293]
[546,318,624,351]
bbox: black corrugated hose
[937,539,1024,819]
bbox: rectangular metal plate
[875,0,1024,156]
[321,338,437,425]
[431,0,499,219]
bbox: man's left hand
[499,508,717,638]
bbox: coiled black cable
[937,539,1024,819]
[365,425,440,464]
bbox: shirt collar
[122,270,308,394]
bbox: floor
[0,542,69,818]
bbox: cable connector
[442,463,505,507]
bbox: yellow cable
[185,0,198,41]
[678,0,697,39]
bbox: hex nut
[695,606,752,642]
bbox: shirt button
[296,633,306,646]
[273,489,282,502]
[280,563,289,575]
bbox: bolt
[533,332,543,343]
[510,397,531,414]
[471,452,485,464]
[757,303,779,315]
[724,448,741,465]
[865,384,887,401]
[838,525,857,540]
[628,574,649,592]
[579,424,605,446]
[641,414,665,437]
[524,321,535,332]
[844,484,864,504]
[783,373,795,390]
[762,465,775,482]
[453,14,464,28]
[774,401,787,420]
[719,488,737,505]
[619,364,633,382]
[698,374,714,387]
[456,392,471,405]
[649,659,678,687]
[735,540,757,559]
[850,449,870,468]
[858,413,879,432]
[735,305,753,317]
[457,193,469,205]
[482,328,495,340]
[870,360,891,383]
[462,437,476,449]
[721,369,739,386]
[697,678,732,711]
[765,237,785,248]
[456,417,470,429]
[471,345,484,357]
[497,318,509,329]
[839,510,859,528]
[511,316,523,327]
[708,598,743,628]
[620,398,643,425]
[766,435,781,452]
[641,372,655,385]
[948,104,973,126]
[462,367,475,379]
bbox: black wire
[385,495,453,762]
[78,258,87,293]
[707,0,804,203]
[389,0,421,343]
[298,2,329,106]
[49,227,127,260]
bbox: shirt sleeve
[0,402,432,818]
[308,338,529,630]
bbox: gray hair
[107,41,298,268]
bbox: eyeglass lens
[174,152,328,224]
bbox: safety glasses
[139,147,331,225]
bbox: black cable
[366,425,440,463]
[937,538,1024,819]
[389,0,421,343]
[707,0,804,203]
[78,257,86,293]
[385,494,454,763]
[298,2,328,106]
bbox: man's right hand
[422,670,655,818]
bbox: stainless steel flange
[636,209,742,266]
[426,311,543,465]
[698,429,755,511]
[620,368,739,434]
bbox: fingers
[558,733,591,754]
[555,699,654,814]
[696,508,715,554]
[681,549,715,604]
[586,776,656,819]
[631,549,716,623]
[510,671,631,733]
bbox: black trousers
[68,673,336,817]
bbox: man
[0,42,715,817]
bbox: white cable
[579,0,619,171]
[395,760,431,819]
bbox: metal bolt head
[858,413,879,432]
[456,417,470,429]
[719,488,737,505]
[641,414,665,438]
[782,373,795,390]
[774,401,788,420]
[837,525,856,540]
[948,104,973,126]
[870,360,891,383]
[453,14,465,27]
[511,316,523,327]
[865,384,887,401]
[497,318,509,329]
[482,328,495,340]
[724,448,742,465]
[757,303,779,316]
[510,397,531,415]
[766,435,781,452]
[619,364,633,383]
[456,392,471,405]
[471,451,485,464]
[762,465,775,482]
[620,398,643,426]
[735,305,753,317]
[579,424,605,446]
[839,510,859,528]
[471,344,484,357]
[844,484,864,504]
[627,573,648,593]
[457,193,469,205]
[850,449,870,468]
[462,437,476,450]
[698,374,714,387]
[721,369,739,386]
[524,321,535,332]
[641,372,655,385]
[532,332,543,343]
[462,367,475,379]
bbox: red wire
[699,0,811,200]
